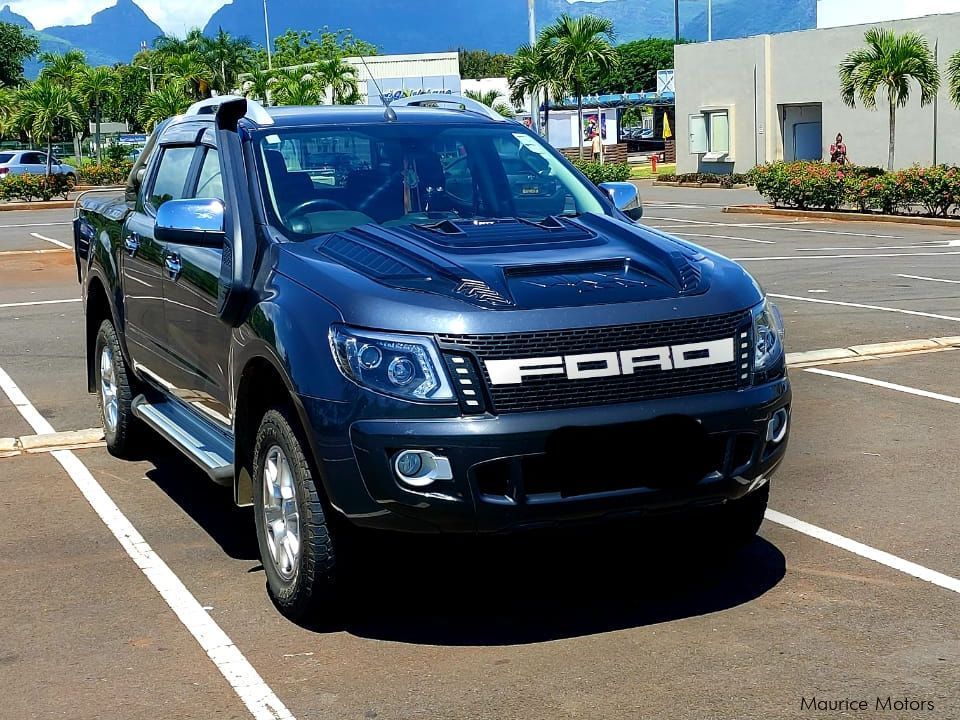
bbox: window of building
[689,109,731,159]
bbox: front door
[121,144,197,386]
[793,122,823,162]
[161,145,233,427]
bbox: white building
[344,52,461,105]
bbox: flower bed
[655,172,750,188]
[748,162,960,218]
[0,173,75,202]
[78,161,133,187]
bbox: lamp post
[527,0,539,133]
[674,0,680,42]
[707,0,713,42]
[263,0,273,70]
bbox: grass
[630,163,675,180]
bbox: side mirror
[599,181,644,221]
[155,198,225,246]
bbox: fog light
[766,408,789,444]
[393,450,453,488]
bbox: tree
[78,66,117,163]
[38,49,87,87]
[139,85,190,130]
[242,67,274,105]
[13,77,82,174]
[270,28,376,69]
[110,63,150,131]
[948,49,960,109]
[839,27,940,170]
[464,88,514,117]
[204,28,255,93]
[541,14,618,158]
[459,49,513,80]
[583,38,684,94]
[508,39,566,138]
[0,21,39,87]
[164,53,213,99]
[313,56,359,104]
[272,70,324,106]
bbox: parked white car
[0,151,77,181]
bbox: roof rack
[389,93,511,123]
[185,95,274,126]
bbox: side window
[22,152,45,165]
[148,146,196,210]
[194,148,223,201]
[439,141,474,204]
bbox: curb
[787,337,960,368]
[653,181,749,189]
[0,428,104,458]
[724,205,960,228]
[0,200,75,211]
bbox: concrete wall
[676,12,960,173]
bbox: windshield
[256,123,607,237]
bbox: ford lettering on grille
[485,338,736,385]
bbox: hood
[275,214,764,334]
[280,214,714,311]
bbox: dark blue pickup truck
[75,95,790,619]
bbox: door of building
[793,122,823,161]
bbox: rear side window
[22,152,45,165]
[0,153,13,163]
[148,146,196,210]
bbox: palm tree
[242,67,274,105]
[508,39,566,139]
[13,78,83,174]
[948,49,960,109]
[273,71,324,106]
[204,28,255,93]
[464,88,515,117]
[38,49,87,87]
[839,27,940,170]
[164,53,214,100]
[541,14,617,158]
[0,87,17,140]
[139,85,191,130]
[312,57,359,104]
[78,66,117,163]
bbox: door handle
[123,234,140,256]
[164,253,182,281]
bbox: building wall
[676,13,960,173]
[344,52,460,105]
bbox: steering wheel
[285,198,350,220]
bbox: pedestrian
[591,131,603,163]
[830,133,848,165]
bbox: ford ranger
[74,95,790,620]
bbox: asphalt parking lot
[0,187,958,719]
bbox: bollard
[650,154,658,173]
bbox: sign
[657,69,675,94]
[118,134,147,145]
[367,74,462,106]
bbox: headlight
[329,325,454,402]
[753,300,785,371]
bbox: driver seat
[264,150,314,216]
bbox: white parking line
[735,251,960,261]
[0,222,71,229]
[767,293,960,323]
[0,248,69,256]
[0,365,295,720]
[0,298,81,309]
[644,216,902,239]
[674,232,775,245]
[804,367,960,405]
[895,273,960,285]
[765,510,960,595]
[29,232,71,249]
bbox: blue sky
[8,0,224,34]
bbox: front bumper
[305,378,791,533]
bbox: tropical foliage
[0,21,39,86]
[463,89,515,117]
[839,28,940,171]
[507,39,566,137]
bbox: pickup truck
[74,95,790,620]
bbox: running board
[132,395,234,486]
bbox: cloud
[9,0,225,35]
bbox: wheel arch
[85,275,114,393]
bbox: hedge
[749,161,960,217]
[571,161,632,185]
[78,161,133,187]
[656,172,750,188]
[0,173,75,202]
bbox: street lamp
[707,0,713,42]
[674,0,680,42]
[263,0,273,69]
[527,0,539,133]
[137,65,155,93]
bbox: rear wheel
[94,319,142,457]
[253,409,338,620]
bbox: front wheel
[705,483,770,551]
[94,319,142,457]
[253,409,338,620]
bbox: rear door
[121,143,199,386]
[17,152,46,175]
[160,143,233,427]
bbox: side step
[132,395,234,486]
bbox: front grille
[438,310,751,413]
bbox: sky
[7,0,225,35]
[817,0,960,27]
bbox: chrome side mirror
[155,198,226,246]
[599,181,643,221]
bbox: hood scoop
[405,217,597,250]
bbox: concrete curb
[787,337,960,368]
[0,200,75,211]
[724,205,960,228]
[0,428,105,457]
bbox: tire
[253,408,338,620]
[66,173,77,185]
[705,483,770,551]
[94,319,142,457]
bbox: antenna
[356,53,396,121]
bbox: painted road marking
[768,293,960,323]
[765,510,960,595]
[644,216,903,239]
[29,232,71,249]
[0,298,81,309]
[0,248,69,256]
[735,251,960,261]
[674,232,775,245]
[0,222,71,229]
[796,243,953,251]
[0,365,295,720]
[805,367,960,406]
[895,273,960,285]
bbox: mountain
[41,0,162,66]
[0,4,31,28]
[0,4,112,78]
[682,0,817,41]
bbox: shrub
[894,165,960,217]
[656,173,677,182]
[78,161,133,186]
[571,161,632,184]
[0,173,75,202]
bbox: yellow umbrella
[662,113,673,139]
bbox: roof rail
[185,95,274,126]
[390,93,512,123]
